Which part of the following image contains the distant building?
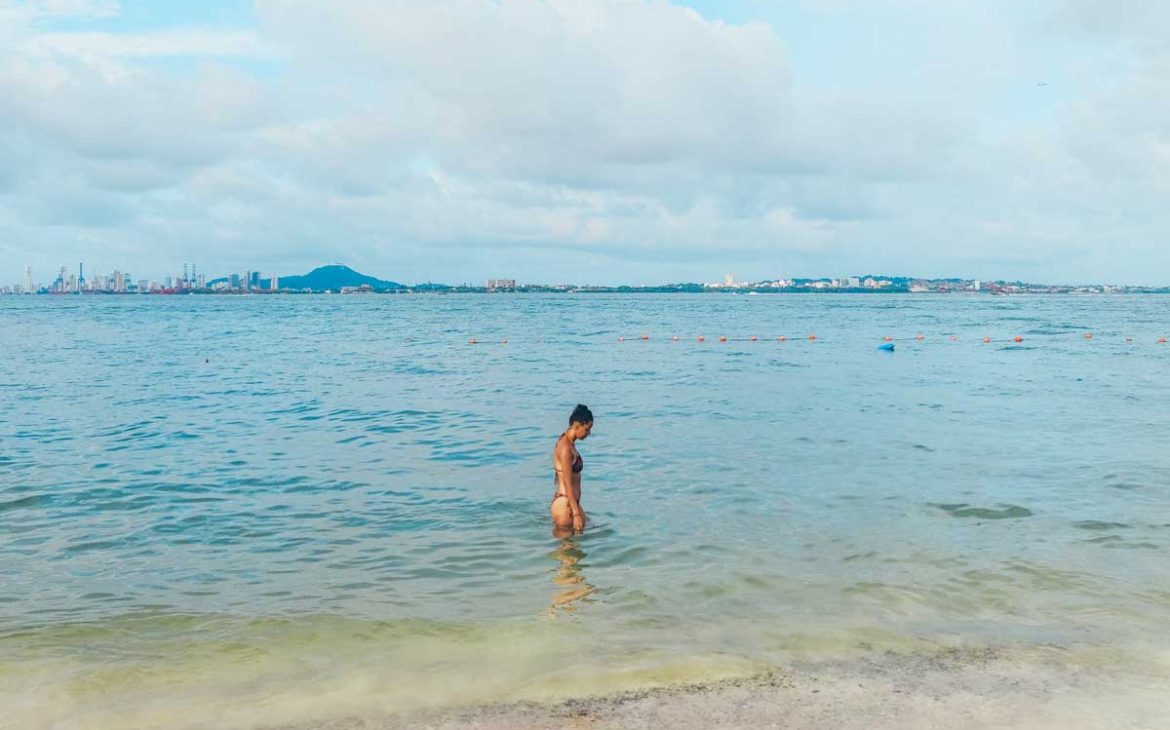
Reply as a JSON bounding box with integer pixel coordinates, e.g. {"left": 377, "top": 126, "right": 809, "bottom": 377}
{"left": 847, "top": 277, "right": 860, "bottom": 288}
{"left": 973, "top": 280, "right": 981, "bottom": 291}
{"left": 270, "top": 275, "right": 280, "bottom": 291}
{"left": 230, "top": 273, "right": 240, "bottom": 290}
{"left": 724, "top": 273, "right": 735, "bottom": 287}
{"left": 24, "top": 266, "right": 32, "bottom": 294}
{"left": 487, "top": 279, "right": 516, "bottom": 291}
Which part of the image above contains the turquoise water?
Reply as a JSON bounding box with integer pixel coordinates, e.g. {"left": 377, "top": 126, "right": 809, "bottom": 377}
{"left": 2, "top": 294, "right": 1169, "bottom": 728}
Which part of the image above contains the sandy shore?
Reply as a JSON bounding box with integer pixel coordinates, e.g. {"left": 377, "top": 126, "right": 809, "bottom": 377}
{"left": 276, "top": 647, "right": 1167, "bottom": 730}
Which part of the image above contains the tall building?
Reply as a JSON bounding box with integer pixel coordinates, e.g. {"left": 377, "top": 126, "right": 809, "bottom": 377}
{"left": 724, "top": 273, "right": 735, "bottom": 287}
{"left": 24, "top": 266, "right": 32, "bottom": 294}
{"left": 244, "top": 270, "right": 252, "bottom": 291}
{"left": 270, "top": 275, "right": 280, "bottom": 291}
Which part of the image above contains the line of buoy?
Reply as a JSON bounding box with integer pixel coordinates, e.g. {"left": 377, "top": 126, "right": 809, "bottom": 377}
{"left": 470, "top": 334, "right": 1169, "bottom": 345}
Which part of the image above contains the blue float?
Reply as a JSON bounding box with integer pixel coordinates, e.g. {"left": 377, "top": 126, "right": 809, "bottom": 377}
{"left": 877, "top": 342, "right": 895, "bottom": 352}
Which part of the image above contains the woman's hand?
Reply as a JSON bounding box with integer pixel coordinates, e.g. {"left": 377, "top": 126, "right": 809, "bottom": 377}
{"left": 572, "top": 511, "right": 585, "bottom": 532}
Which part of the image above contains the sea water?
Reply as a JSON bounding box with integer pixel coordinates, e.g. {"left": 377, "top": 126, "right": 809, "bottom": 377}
{"left": 1, "top": 294, "right": 1168, "bottom": 728}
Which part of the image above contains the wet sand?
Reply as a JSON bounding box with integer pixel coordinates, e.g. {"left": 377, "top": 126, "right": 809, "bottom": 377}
{"left": 283, "top": 648, "right": 1168, "bottom": 730}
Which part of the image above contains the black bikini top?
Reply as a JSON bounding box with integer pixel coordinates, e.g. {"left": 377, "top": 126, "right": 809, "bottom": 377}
{"left": 556, "top": 436, "right": 584, "bottom": 475}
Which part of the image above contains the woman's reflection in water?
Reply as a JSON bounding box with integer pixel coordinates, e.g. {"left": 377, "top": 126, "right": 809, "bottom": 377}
{"left": 547, "top": 528, "right": 596, "bottom": 617}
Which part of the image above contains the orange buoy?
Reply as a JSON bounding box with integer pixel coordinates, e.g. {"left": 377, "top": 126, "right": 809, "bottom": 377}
{"left": 468, "top": 338, "right": 477, "bottom": 344}
{"left": 618, "top": 336, "right": 625, "bottom": 342}
{"left": 719, "top": 336, "right": 728, "bottom": 343}
{"left": 778, "top": 336, "right": 786, "bottom": 342}
{"left": 1084, "top": 333, "right": 1093, "bottom": 339}
{"left": 697, "top": 336, "right": 706, "bottom": 343}
{"left": 949, "top": 335, "right": 958, "bottom": 342}
{"left": 983, "top": 337, "right": 991, "bottom": 343}
{"left": 750, "top": 336, "right": 758, "bottom": 342}
{"left": 808, "top": 334, "right": 817, "bottom": 341}
{"left": 1014, "top": 336, "right": 1023, "bottom": 343}
{"left": 672, "top": 335, "right": 679, "bottom": 341}
{"left": 916, "top": 334, "right": 925, "bottom": 340}
{"left": 883, "top": 336, "right": 893, "bottom": 342}
{"left": 1160, "top": 337, "right": 1168, "bottom": 344}
{"left": 501, "top": 339, "right": 508, "bottom": 344}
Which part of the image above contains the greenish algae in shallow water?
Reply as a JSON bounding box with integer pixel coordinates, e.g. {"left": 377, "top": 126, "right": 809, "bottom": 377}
{"left": 930, "top": 502, "right": 1034, "bottom": 519}
{"left": 0, "top": 612, "right": 769, "bottom": 729}
{"left": 288, "top": 647, "right": 1170, "bottom": 730}
{"left": 4, "top": 611, "right": 1170, "bottom": 730}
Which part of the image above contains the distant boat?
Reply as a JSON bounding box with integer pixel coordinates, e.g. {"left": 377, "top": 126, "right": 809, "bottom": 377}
{"left": 747, "top": 291, "right": 759, "bottom": 296}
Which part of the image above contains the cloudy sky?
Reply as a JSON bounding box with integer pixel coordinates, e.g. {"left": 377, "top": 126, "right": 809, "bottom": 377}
{"left": 2, "top": 0, "right": 1168, "bottom": 285}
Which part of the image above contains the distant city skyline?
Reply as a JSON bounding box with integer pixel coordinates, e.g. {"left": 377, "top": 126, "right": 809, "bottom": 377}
{"left": 4, "top": 261, "right": 1165, "bottom": 296}
{"left": 4, "top": 3, "right": 1170, "bottom": 284}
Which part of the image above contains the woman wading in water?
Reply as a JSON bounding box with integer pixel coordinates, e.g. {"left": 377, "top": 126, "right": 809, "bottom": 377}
{"left": 551, "top": 404, "right": 593, "bottom": 534}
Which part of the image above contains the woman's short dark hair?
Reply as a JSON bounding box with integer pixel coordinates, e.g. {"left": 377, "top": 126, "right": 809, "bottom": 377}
{"left": 570, "top": 404, "right": 593, "bottom": 425}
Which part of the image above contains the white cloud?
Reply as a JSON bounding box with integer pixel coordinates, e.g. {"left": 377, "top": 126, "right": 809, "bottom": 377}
{"left": 2, "top": 0, "right": 1170, "bottom": 284}
{"left": 27, "top": 29, "right": 271, "bottom": 60}
{"left": 10, "top": 0, "right": 121, "bottom": 20}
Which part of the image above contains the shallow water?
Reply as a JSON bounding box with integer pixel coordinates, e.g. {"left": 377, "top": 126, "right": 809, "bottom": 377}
{"left": 2, "top": 294, "right": 1169, "bottom": 728}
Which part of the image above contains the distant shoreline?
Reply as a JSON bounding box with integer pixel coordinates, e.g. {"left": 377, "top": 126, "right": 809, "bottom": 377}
{"left": 6, "top": 288, "right": 1170, "bottom": 296}
{"left": 15, "top": 263, "right": 1168, "bottom": 295}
